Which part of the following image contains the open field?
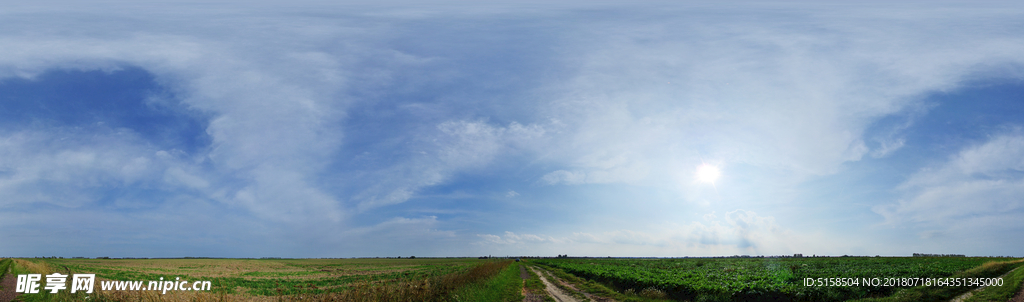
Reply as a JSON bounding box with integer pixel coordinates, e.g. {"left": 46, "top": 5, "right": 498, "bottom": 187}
{"left": 3, "top": 257, "right": 1023, "bottom": 302}
{"left": 530, "top": 257, "right": 1024, "bottom": 302}
{"left": 37, "top": 257, "right": 480, "bottom": 296}
{"left": 0, "top": 257, "right": 528, "bottom": 301}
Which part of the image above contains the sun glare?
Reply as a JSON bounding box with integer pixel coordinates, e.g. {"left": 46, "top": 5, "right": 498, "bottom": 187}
{"left": 696, "top": 164, "right": 721, "bottom": 184}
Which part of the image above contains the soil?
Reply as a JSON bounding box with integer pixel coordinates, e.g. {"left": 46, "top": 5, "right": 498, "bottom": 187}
{"left": 950, "top": 286, "right": 985, "bottom": 302}
{"left": 528, "top": 266, "right": 581, "bottom": 302}
{"left": 521, "top": 265, "right": 547, "bottom": 302}
{"left": 520, "top": 265, "right": 532, "bottom": 279}
{"left": 0, "top": 268, "right": 18, "bottom": 302}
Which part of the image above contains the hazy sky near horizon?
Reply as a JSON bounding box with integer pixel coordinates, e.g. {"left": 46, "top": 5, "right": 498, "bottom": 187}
{"left": 2, "top": 1, "right": 1024, "bottom": 258}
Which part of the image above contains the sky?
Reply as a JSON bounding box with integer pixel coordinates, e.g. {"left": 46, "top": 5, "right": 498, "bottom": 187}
{"left": 1, "top": 1, "right": 1023, "bottom": 258}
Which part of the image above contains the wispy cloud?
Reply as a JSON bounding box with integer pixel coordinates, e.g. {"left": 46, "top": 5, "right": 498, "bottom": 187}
{"left": 876, "top": 131, "right": 1024, "bottom": 227}
{"left": 2, "top": 1, "right": 1024, "bottom": 257}
{"left": 352, "top": 120, "right": 546, "bottom": 210}
{"left": 477, "top": 210, "right": 846, "bottom": 256}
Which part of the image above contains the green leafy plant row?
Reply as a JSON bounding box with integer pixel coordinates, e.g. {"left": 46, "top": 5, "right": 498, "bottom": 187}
{"left": 533, "top": 257, "right": 1022, "bottom": 302}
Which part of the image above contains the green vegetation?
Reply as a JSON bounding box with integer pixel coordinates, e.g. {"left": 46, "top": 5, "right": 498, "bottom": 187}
{"left": 849, "top": 259, "right": 1024, "bottom": 302}
{"left": 1, "top": 258, "right": 13, "bottom": 275}
{"left": 4, "top": 258, "right": 86, "bottom": 302}
{"left": 0, "top": 258, "right": 12, "bottom": 296}
{"left": 299, "top": 259, "right": 516, "bottom": 301}
{"left": 25, "top": 257, "right": 478, "bottom": 296}
{"left": 535, "top": 266, "right": 590, "bottom": 301}
{"left": 965, "top": 265, "right": 1024, "bottom": 302}
{"left": 530, "top": 261, "right": 672, "bottom": 302}
{"left": 521, "top": 263, "right": 552, "bottom": 301}
{"left": 448, "top": 262, "right": 524, "bottom": 302}
{"left": 7, "top": 256, "right": 1021, "bottom": 302}
{"left": 4, "top": 258, "right": 520, "bottom": 301}
{"left": 523, "top": 266, "right": 545, "bottom": 292}
{"left": 534, "top": 257, "right": 1024, "bottom": 302}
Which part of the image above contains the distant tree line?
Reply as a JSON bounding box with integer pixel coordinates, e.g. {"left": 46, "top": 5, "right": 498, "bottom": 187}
{"left": 913, "top": 253, "right": 965, "bottom": 257}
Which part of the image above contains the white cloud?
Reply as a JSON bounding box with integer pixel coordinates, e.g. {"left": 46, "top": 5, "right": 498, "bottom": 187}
{"left": 529, "top": 2, "right": 1024, "bottom": 192}
{"left": 163, "top": 167, "right": 209, "bottom": 190}
{"left": 477, "top": 210, "right": 841, "bottom": 256}
{"left": 476, "top": 231, "right": 568, "bottom": 245}
{"left": 354, "top": 120, "right": 546, "bottom": 210}
{"left": 540, "top": 170, "right": 586, "bottom": 185}
{"left": 870, "top": 137, "right": 906, "bottom": 158}
{"left": 320, "top": 216, "right": 462, "bottom": 256}
{"left": 228, "top": 166, "right": 342, "bottom": 222}
{"left": 0, "top": 129, "right": 167, "bottom": 208}
{"left": 953, "top": 134, "right": 1024, "bottom": 175}
{"left": 0, "top": 7, "right": 367, "bottom": 223}
{"left": 3, "top": 1, "right": 1024, "bottom": 256}
{"left": 346, "top": 216, "right": 454, "bottom": 237}
{"left": 875, "top": 132, "right": 1024, "bottom": 228}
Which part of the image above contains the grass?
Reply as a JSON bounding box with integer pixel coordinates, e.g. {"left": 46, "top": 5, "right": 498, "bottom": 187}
{"left": 448, "top": 262, "right": 524, "bottom": 302}
{"left": 0, "top": 258, "right": 12, "bottom": 297}
{"left": 537, "top": 256, "right": 1020, "bottom": 302}
{"left": 16, "top": 258, "right": 479, "bottom": 296}
{"left": 536, "top": 266, "right": 592, "bottom": 301}
{"left": 312, "top": 260, "right": 514, "bottom": 302}
{"left": 5, "top": 259, "right": 89, "bottom": 302}
{"left": 4, "top": 257, "right": 231, "bottom": 302}
{"left": 3, "top": 258, "right": 518, "bottom": 301}
{"left": 1, "top": 258, "right": 13, "bottom": 276}
{"left": 849, "top": 259, "right": 1024, "bottom": 302}
{"left": 521, "top": 263, "right": 554, "bottom": 301}
{"left": 1, "top": 257, "right": 12, "bottom": 274}
{"left": 964, "top": 265, "right": 1024, "bottom": 302}
{"left": 531, "top": 258, "right": 1022, "bottom": 302}
{"left": 528, "top": 262, "right": 671, "bottom": 300}
{"left": 11, "top": 257, "right": 1019, "bottom": 302}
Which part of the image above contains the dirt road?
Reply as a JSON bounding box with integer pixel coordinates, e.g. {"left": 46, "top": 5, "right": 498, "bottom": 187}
{"left": 0, "top": 265, "right": 17, "bottom": 302}
{"left": 528, "top": 266, "right": 582, "bottom": 302}
{"left": 521, "top": 265, "right": 548, "bottom": 302}
{"left": 1009, "top": 273, "right": 1024, "bottom": 302}
{"left": 949, "top": 266, "right": 1022, "bottom": 302}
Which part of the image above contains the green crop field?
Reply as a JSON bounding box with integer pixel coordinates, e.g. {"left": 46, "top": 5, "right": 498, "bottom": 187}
{"left": 531, "top": 257, "right": 1024, "bottom": 302}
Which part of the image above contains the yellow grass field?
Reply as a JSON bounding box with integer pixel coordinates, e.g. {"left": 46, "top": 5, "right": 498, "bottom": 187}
{"left": 2, "top": 257, "right": 513, "bottom": 301}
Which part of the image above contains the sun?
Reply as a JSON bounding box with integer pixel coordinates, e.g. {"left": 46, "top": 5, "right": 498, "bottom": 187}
{"left": 695, "top": 163, "right": 721, "bottom": 184}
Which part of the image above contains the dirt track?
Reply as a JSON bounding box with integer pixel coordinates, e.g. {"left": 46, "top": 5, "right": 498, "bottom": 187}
{"left": 0, "top": 264, "right": 18, "bottom": 302}
{"left": 1010, "top": 275, "right": 1024, "bottom": 302}
{"left": 528, "top": 266, "right": 581, "bottom": 302}
{"left": 521, "top": 265, "right": 547, "bottom": 302}
{"left": 949, "top": 266, "right": 1023, "bottom": 302}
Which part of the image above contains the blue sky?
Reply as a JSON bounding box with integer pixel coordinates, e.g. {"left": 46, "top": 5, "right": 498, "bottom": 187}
{"left": 2, "top": 1, "right": 1024, "bottom": 258}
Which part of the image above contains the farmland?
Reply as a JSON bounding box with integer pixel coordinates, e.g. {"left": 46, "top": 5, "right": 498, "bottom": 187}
{"left": 0, "top": 257, "right": 527, "bottom": 301}
{"left": 531, "top": 257, "right": 1024, "bottom": 302}
{"left": 38, "top": 257, "right": 479, "bottom": 296}
{"left": 1, "top": 256, "right": 1022, "bottom": 302}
